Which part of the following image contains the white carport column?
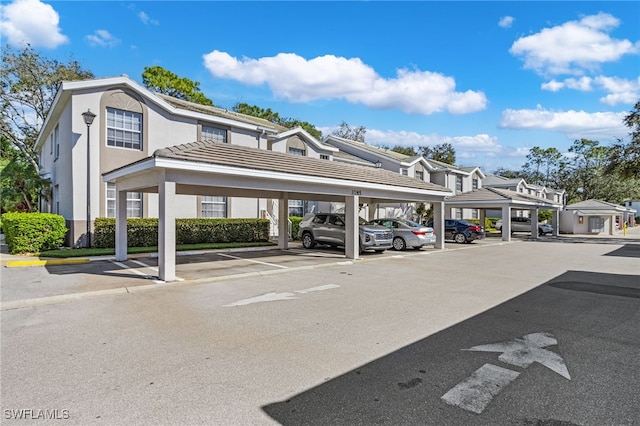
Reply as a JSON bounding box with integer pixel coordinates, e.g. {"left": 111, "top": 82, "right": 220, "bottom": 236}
{"left": 552, "top": 209, "right": 560, "bottom": 236}
{"left": 278, "top": 194, "right": 289, "bottom": 250}
{"left": 530, "top": 208, "right": 539, "bottom": 239}
{"left": 345, "top": 195, "right": 360, "bottom": 260}
{"left": 433, "top": 201, "right": 445, "bottom": 249}
{"left": 115, "top": 187, "right": 128, "bottom": 262}
{"left": 501, "top": 206, "right": 511, "bottom": 242}
{"left": 158, "top": 177, "right": 176, "bottom": 282}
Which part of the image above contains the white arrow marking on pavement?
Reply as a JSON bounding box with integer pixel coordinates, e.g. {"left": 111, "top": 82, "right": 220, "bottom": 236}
{"left": 223, "top": 292, "right": 298, "bottom": 307}
{"left": 464, "top": 332, "right": 571, "bottom": 379}
{"left": 296, "top": 284, "right": 340, "bottom": 294}
{"left": 441, "top": 363, "right": 520, "bottom": 414}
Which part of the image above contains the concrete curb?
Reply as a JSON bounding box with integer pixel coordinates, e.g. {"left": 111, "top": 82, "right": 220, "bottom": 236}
{"left": 5, "top": 258, "right": 90, "bottom": 268}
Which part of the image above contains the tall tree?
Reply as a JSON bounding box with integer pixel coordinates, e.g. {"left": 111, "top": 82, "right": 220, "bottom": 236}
{"left": 420, "top": 143, "right": 456, "bottom": 165}
{"left": 391, "top": 146, "right": 417, "bottom": 156}
{"left": 607, "top": 100, "right": 640, "bottom": 178}
{"left": 331, "top": 121, "right": 366, "bottom": 142}
{"left": 1, "top": 45, "right": 94, "bottom": 172}
{"left": 142, "top": 66, "right": 213, "bottom": 106}
{"left": 233, "top": 102, "right": 322, "bottom": 140}
{"left": 521, "top": 146, "right": 565, "bottom": 187}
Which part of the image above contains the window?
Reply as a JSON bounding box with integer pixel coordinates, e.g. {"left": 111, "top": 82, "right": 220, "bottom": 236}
{"left": 106, "top": 183, "right": 142, "bottom": 218}
{"left": 415, "top": 171, "right": 424, "bottom": 181}
{"left": 201, "top": 196, "right": 227, "bottom": 218}
{"left": 107, "top": 108, "right": 142, "bottom": 150}
{"left": 401, "top": 168, "right": 408, "bottom": 176}
{"left": 201, "top": 125, "right": 227, "bottom": 143}
{"left": 456, "top": 175, "right": 463, "bottom": 192}
{"left": 288, "top": 200, "right": 304, "bottom": 217}
{"left": 472, "top": 178, "right": 478, "bottom": 190}
{"left": 472, "top": 209, "right": 479, "bottom": 219}
{"left": 53, "top": 124, "right": 60, "bottom": 159}
{"left": 54, "top": 185, "right": 59, "bottom": 215}
{"left": 288, "top": 147, "right": 305, "bottom": 156}
{"left": 455, "top": 208, "right": 463, "bottom": 219}
{"left": 320, "top": 154, "right": 330, "bottom": 160}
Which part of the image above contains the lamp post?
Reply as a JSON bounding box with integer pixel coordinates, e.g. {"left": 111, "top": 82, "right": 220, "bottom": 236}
{"left": 82, "top": 109, "right": 96, "bottom": 248}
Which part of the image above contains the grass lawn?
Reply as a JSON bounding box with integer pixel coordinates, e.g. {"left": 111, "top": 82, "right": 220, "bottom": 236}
{"left": 39, "top": 241, "right": 277, "bottom": 258}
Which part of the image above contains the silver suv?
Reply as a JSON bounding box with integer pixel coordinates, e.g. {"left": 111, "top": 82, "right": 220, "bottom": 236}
{"left": 298, "top": 213, "right": 393, "bottom": 253}
{"left": 496, "top": 217, "right": 553, "bottom": 236}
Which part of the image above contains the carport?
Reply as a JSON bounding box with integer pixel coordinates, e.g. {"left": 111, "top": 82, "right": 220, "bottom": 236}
{"left": 103, "top": 141, "right": 453, "bottom": 281}
{"left": 444, "top": 187, "right": 562, "bottom": 241}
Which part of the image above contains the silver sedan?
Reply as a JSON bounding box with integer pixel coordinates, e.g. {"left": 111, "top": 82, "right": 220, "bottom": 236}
{"left": 368, "top": 218, "right": 437, "bottom": 251}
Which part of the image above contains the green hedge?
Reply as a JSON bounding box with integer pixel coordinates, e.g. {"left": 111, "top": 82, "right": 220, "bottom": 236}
{"left": 93, "top": 217, "right": 271, "bottom": 248}
{"left": 465, "top": 217, "right": 500, "bottom": 230}
{"left": 289, "top": 216, "right": 302, "bottom": 240}
{"left": 1, "top": 212, "right": 67, "bottom": 254}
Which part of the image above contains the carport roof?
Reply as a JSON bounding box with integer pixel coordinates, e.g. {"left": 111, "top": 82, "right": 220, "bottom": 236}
{"left": 444, "top": 187, "right": 562, "bottom": 209}
{"left": 119, "top": 141, "right": 451, "bottom": 193}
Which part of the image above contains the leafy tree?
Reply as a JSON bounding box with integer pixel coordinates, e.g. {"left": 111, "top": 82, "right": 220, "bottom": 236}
{"left": 492, "top": 167, "right": 525, "bottom": 179}
{"left": 331, "top": 121, "right": 366, "bottom": 142}
{"left": 233, "top": 102, "right": 322, "bottom": 140}
{"left": 142, "top": 66, "right": 213, "bottom": 106}
{"left": 1, "top": 136, "right": 48, "bottom": 212}
{"left": 1, "top": 45, "right": 94, "bottom": 172}
{"left": 420, "top": 143, "right": 456, "bottom": 165}
{"left": 521, "top": 146, "right": 565, "bottom": 187}
{"left": 607, "top": 100, "right": 640, "bottom": 178}
{"left": 391, "top": 146, "right": 417, "bottom": 156}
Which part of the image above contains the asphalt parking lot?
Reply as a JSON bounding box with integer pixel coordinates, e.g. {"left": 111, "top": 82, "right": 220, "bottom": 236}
{"left": 1, "top": 231, "right": 639, "bottom": 425}
{"left": 1, "top": 236, "right": 506, "bottom": 308}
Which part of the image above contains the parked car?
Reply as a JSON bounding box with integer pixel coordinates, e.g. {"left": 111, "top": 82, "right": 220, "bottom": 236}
{"left": 495, "top": 217, "right": 553, "bottom": 236}
{"left": 428, "top": 219, "right": 485, "bottom": 244}
{"left": 368, "top": 218, "right": 436, "bottom": 250}
{"left": 298, "top": 213, "right": 393, "bottom": 253}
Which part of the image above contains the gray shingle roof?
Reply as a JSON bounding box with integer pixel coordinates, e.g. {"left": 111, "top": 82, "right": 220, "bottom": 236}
{"left": 153, "top": 141, "right": 451, "bottom": 193}
{"left": 156, "top": 94, "right": 288, "bottom": 131}
{"left": 445, "top": 187, "right": 560, "bottom": 206}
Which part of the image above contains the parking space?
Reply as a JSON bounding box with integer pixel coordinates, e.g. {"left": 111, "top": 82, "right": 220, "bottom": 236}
{"left": 1, "top": 236, "right": 512, "bottom": 307}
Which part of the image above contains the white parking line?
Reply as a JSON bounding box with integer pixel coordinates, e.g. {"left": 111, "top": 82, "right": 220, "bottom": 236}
{"left": 112, "top": 260, "right": 180, "bottom": 284}
{"left": 217, "top": 253, "right": 288, "bottom": 269}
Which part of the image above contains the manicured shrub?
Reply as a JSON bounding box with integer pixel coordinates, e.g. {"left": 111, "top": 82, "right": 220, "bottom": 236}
{"left": 289, "top": 216, "right": 302, "bottom": 240}
{"left": 93, "top": 217, "right": 270, "bottom": 248}
{"left": 1, "top": 212, "right": 67, "bottom": 254}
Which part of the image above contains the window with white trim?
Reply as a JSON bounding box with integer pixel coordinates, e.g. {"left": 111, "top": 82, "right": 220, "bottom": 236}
{"left": 106, "top": 183, "right": 142, "bottom": 218}
{"left": 472, "top": 209, "right": 479, "bottom": 219}
{"left": 288, "top": 200, "right": 304, "bottom": 217}
{"left": 415, "top": 171, "right": 424, "bottom": 181}
{"left": 456, "top": 175, "right": 463, "bottom": 192}
{"left": 288, "top": 147, "right": 305, "bottom": 156}
{"left": 201, "top": 125, "right": 227, "bottom": 143}
{"left": 455, "top": 208, "right": 463, "bottom": 219}
{"left": 107, "top": 108, "right": 142, "bottom": 150}
{"left": 320, "top": 154, "right": 329, "bottom": 160}
{"left": 401, "top": 168, "right": 408, "bottom": 176}
{"left": 201, "top": 196, "right": 227, "bottom": 218}
{"left": 472, "top": 178, "right": 478, "bottom": 190}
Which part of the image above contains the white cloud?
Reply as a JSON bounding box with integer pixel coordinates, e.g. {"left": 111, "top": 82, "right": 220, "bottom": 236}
{"left": 86, "top": 29, "right": 120, "bottom": 47}
{"left": 499, "top": 16, "right": 514, "bottom": 29}
{"left": 510, "top": 12, "right": 639, "bottom": 76}
{"left": 364, "top": 129, "right": 502, "bottom": 155}
{"left": 499, "top": 106, "right": 628, "bottom": 139}
{"left": 541, "top": 76, "right": 640, "bottom": 105}
{"left": 202, "top": 50, "right": 487, "bottom": 115}
{"left": 0, "top": 0, "right": 67, "bottom": 48}
{"left": 138, "top": 11, "right": 159, "bottom": 25}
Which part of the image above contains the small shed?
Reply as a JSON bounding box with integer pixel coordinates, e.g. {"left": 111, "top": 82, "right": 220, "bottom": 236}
{"left": 560, "top": 199, "right": 635, "bottom": 235}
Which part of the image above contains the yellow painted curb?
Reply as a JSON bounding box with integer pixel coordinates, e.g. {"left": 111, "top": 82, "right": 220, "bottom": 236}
{"left": 5, "top": 258, "right": 90, "bottom": 267}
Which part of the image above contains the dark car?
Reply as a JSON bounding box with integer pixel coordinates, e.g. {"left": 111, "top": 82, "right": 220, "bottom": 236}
{"left": 428, "top": 219, "right": 485, "bottom": 244}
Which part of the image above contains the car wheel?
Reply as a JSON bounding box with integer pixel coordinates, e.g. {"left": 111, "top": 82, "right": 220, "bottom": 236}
{"left": 454, "top": 233, "right": 467, "bottom": 244}
{"left": 301, "top": 232, "right": 315, "bottom": 249}
{"left": 392, "top": 237, "right": 406, "bottom": 251}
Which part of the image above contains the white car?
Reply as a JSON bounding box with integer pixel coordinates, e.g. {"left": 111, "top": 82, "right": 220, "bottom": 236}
{"left": 368, "top": 218, "right": 436, "bottom": 250}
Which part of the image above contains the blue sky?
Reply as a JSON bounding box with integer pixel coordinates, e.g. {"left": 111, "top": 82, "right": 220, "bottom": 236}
{"left": 1, "top": 0, "right": 638, "bottom": 172}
